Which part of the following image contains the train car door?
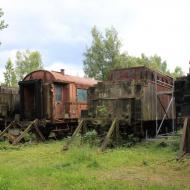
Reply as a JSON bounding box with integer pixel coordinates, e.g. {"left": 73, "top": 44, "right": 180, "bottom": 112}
{"left": 54, "top": 83, "right": 64, "bottom": 119}
{"left": 19, "top": 79, "right": 43, "bottom": 120}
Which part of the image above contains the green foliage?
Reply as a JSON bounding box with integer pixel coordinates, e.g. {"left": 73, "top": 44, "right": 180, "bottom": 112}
{"left": 96, "top": 105, "right": 108, "bottom": 117}
{"left": 0, "top": 8, "right": 8, "bottom": 46}
{"left": 115, "top": 53, "right": 171, "bottom": 74}
{"left": 84, "top": 26, "right": 184, "bottom": 80}
{"left": 83, "top": 26, "right": 122, "bottom": 80}
{"left": 3, "top": 50, "right": 43, "bottom": 85}
{"left": 82, "top": 130, "right": 100, "bottom": 146}
{"left": 0, "top": 8, "right": 8, "bottom": 31}
{"left": 171, "top": 66, "right": 184, "bottom": 78}
{"left": 3, "top": 59, "right": 17, "bottom": 87}
{"left": 15, "top": 50, "right": 43, "bottom": 81}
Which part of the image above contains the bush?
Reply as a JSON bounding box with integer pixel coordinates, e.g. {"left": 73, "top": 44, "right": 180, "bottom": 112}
{"left": 82, "top": 130, "right": 100, "bottom": 146}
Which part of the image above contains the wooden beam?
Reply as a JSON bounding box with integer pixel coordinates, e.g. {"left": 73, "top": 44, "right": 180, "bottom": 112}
{"left": 177, "top": 117, "right": 190, "bottom": 159}
{"left": 62, "top": 119, "right": 84, "bottom": 151}
{"left": 34, "top": 125, "right": 46, "bottom": 141}
{"left": 0, "top": 121, "right": 15, "bottom": 137}
{"left": 100, "top": 119, "right": 117, "bottom": 152}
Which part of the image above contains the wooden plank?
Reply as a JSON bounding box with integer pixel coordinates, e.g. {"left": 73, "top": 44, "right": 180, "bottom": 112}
{"left": 157, "top": 91, "right": 173, "bottom": 95}
{"left": 34, "top": 125, "right": 46, "bottom": 141}
{"left": 100, "top": 119, "right": 117, "bottom": 152}
{"left": 0, "top": 121, "right": 15, "bottom": 137}
{"left": 157, "top": 96, "right": 169, "bottom": 119}
{"left": 12, "top": 119, "right": 38, "bottom": 145}
{"left": 62, "top": 119, "right": 84, "bottom": 151}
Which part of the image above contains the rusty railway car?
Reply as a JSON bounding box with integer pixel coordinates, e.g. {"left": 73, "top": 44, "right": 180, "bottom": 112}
{"left": 0, "top": 86, "right": 19, "bottom": 130}
{"left": 85, "top": 66, "right": 174, "bottom": 138}
{"left": 17, "top": 69, "right": 97, "bottom": 138}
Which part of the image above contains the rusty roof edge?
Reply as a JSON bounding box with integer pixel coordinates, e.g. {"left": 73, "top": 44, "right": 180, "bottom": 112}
{"left": 23, "top": 70, "right": 56, "bottom": 81}
{"left": 110, "top": 66, "right": 173, "bottom": 79}
{"left": 23, "top": 69, "right": 97, "bottom": 86}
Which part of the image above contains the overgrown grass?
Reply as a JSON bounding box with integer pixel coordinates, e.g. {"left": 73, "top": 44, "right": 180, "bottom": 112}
{"left": 0, "top": 136, "right": 189, "bottom": 190}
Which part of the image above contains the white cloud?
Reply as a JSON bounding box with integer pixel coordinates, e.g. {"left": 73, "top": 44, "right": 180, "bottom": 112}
{"left": 45, "top": 62, "right": 84, "bottom": 77}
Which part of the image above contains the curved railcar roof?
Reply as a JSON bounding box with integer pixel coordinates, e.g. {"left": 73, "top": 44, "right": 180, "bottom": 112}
{"left": 23, "top": 70, "right": 97, "bottom": 86}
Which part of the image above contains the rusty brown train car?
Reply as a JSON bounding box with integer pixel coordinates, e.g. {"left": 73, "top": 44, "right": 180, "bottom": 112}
{"left": 18, "top": 69, "right": 97, "bottom": 137}
{"left": 86, "top": 66, "right": 174, "bottom": 137}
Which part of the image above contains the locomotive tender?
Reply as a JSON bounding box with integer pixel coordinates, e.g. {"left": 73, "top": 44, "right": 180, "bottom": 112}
{"left": 86, "top": 66, "right": 174, "bottom": 137}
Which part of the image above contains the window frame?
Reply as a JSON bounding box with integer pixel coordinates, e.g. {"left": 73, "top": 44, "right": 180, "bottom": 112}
{"left": 54, "top": 84, "right": 63, "bottom": 102}
{"left": 77, "top": 88, "right": 87, "bottom": 102}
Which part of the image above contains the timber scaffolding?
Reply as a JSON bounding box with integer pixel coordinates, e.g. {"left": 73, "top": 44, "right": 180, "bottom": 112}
{"left": 154, "top": 72, "right": 175, "bottom": 137}
{"left": 63, "top": 118, "right": 120, "bottom": 151}
{"left": 0, "top": 119, "right": 46, "bottom": 144}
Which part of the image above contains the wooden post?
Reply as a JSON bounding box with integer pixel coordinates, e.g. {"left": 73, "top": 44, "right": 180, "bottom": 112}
{"left": 100, "top": 119, "right": 117, "bottom": 152}
{"left": 177, "top": 117, "right": 190, "bottom": 159}
{"left": 62, "top": 119, "right": 84, "bottom": 151}
{"left": 34, "top": 125, "right": 46, "bottom": 141}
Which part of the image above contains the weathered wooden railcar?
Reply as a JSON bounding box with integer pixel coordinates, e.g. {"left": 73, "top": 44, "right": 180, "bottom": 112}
{"left": 0, "top": 86, "right": 19, "bottom": 130}
{"left": 86, "top": 66, "right": 174, "bottom": 137}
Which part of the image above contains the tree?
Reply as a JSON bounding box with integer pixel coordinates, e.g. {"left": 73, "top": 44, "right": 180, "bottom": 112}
{"left": 0, "top": 8, "right": 8, "bottom": 30}
{"left": 15, "top": 50, "right": 43, "bottom": 81}
{"left": 84, "top": 26, "right": 183, "bottom": 80}
{"left": 83, "top": 26, "right": 122, "bottom": 80}
{"left": 4, "top": 59, "right": 17, "bottom": 87}
{"left": 0, "top": 8, "right": 8, "bottom": 45}
{"left": 172, "top": 66, "right": 184, "bottom": 78}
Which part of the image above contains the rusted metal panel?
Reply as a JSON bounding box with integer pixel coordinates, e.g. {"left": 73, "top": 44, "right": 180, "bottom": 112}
{"left": 109, "top": 66, "right": 173, "bottom": 85}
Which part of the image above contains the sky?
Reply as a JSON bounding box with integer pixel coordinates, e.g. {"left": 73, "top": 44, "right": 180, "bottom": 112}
{"left": 0, "top": 0, "right": 190, "bottom": 82}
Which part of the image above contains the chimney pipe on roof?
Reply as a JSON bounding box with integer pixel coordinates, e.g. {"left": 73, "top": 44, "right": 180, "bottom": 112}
{"left": 60, "top": 69, "right": 65, "bottom": 75}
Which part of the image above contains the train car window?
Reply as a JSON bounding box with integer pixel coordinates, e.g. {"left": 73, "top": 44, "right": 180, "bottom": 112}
{"left": 55, "top": 84, "right": 62, "bottom": 102}
{"left": 77, "top": 89, "right": 87, "bottom": 102}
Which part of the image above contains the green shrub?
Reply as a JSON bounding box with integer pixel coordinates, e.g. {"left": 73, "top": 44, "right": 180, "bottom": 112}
{"left": 82, "top": 130, "right": 100, "bottom": 146}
